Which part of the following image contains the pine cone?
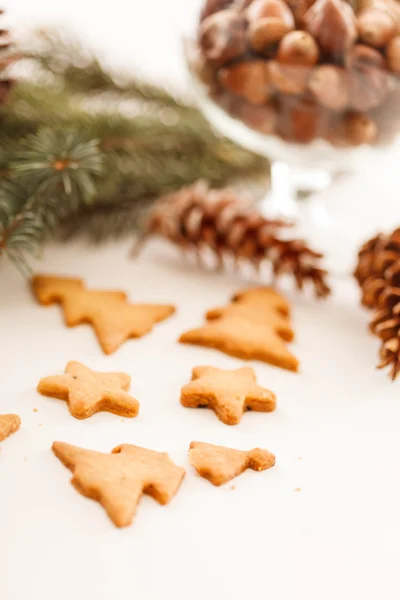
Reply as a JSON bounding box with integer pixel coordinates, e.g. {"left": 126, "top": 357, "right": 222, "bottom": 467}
{"left": 134, "top": 181, "right": 330, "bottom": 297}
{"left": 354, "top": 227, "right": 400, "bottom": 380}
{"left": 354, "top": 228, "right": 400, "bottom": 307}
{"left": 0, "top": 10, "right": 15, "bottom": 105}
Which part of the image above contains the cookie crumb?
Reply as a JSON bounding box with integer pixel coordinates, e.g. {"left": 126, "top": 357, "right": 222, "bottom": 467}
{"left": 33, "top": 408, "right": 38, "bottom": 413}
{"left": 294, "top": 487, "right": 301, "bottom": 492}
{"left": 231, "top": 485, "right": 236, "bottom": 491}
{"left": 297, "top": 457, "right": 302, "bottom": 460}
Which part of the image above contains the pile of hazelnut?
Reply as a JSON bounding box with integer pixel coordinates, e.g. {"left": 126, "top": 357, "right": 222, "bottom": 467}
{"left": 192, "top": 0, "right": 400, "bottom": 147}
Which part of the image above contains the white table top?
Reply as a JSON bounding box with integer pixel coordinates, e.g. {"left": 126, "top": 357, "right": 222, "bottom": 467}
{"left": 1, "top": 237, "right": 400, "bottom": 600}
{"left": 2, "top": 1, "right": 400, "bottom": 599}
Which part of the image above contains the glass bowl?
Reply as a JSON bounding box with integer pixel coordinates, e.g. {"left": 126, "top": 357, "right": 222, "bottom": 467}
{"left": 182, "top": 0, "right": 400, "bottom": 263}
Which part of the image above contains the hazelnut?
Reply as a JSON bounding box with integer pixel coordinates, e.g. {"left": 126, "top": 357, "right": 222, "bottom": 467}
{"left": 308, "top": 65, "right": 349, "bottom": 110}
{"left": 278, "top": 96, "right": 330, "bottom": 143}
{"left": 230, "top": 99, "right": 279, "bottom": 134}
{"left": 247, "top": 0, "right": 295, "bottom": 28}
{"left": 346, "top": 44, "right": 387, "bottom": 70}
{"left": 342, "top": 112, "right": 378, "bottom": 145}
{"left": 267, "top": 60, "right": 311, "bottom": 94}
{"left": 304, "top": 0, "right": 357, "bottom": 60}
{"left": 218, "top": 60, "right": 272, "bottom": 104}
{"left": 358, "top": 10, "right": 396, "bottom": 48}
{"left": 349, "top": 66, "right": 390, "bottom": 111}
{"left": 387, "top": 36, "right": 400, "bottom": 74}
{"left": 248, "top": 17, "right": 292, "bottom": 54}
{"left": 277, "top": 30, "right": 320, "bottom": 65}
{"left": 199, "top": 10, "right": 248, "bottom": 65}
{"left": 285, "top": 0, "right": 316, "bottom": 25}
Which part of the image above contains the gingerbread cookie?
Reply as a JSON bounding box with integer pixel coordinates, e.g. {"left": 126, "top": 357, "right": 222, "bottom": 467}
{"left": 62, "top": 290, "right": 175, "bottom": 354}
{"left": 0, "top": 414, "right": 21, "bottom": 443}
{"left": 206, "top": 303, "right": 294, "bottom": 341}
{"left": 233, "top": 287, "right": 290, "bottom": 316}
{"left": 38, "top": 361, "right": 139, "bottom": 419}
{"left": 180, "top": 316, "right": 299, "bottom": 371}
{"left": 189, "top": 441, "right": 275, "bottom": 486}
{"left": 31, "top": 275, "right": 86, "bottom": 305}
{"left": 32, "top": 274, "right": 176, "bottom": 354}
{"left": 52, "top": 442, "right": 186, "bottom": 527}
{"left": 181, "top": 366, "right": 276, "bottom": 425}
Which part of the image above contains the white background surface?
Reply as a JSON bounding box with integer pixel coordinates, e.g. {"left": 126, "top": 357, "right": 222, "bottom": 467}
{"left": 1, "top": 1, "right": 400, "bottom": 599}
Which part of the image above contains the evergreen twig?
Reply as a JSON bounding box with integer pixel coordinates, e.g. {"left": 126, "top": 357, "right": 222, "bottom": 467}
{"left": 0, "top": 30, "right": 269, "bottom": 274}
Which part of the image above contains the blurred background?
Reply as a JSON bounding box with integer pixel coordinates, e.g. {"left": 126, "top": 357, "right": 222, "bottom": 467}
{"left": 2, "top": 0, "right": 191, "bottom": 89}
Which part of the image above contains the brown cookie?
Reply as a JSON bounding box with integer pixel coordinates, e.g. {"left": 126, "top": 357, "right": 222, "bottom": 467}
{"left": 233, "top": 287, "right": 291, "bottom": 316}
{"left": 52, "top": 442, "right": 186, "bottom": 527}
{"left": 0, "top": 414, "right": 21, "bottom": 443}
{"left": 31, "top": 275, "right": 86, "bottom": 305}
{"left": 32, "top": 274, "right": 176, "bottom": 354}
{"left": 206, "top": 303, "right": 294, "bottom": 341}
{"left": 181, "top": 366, "right": 276, "bottom": 425}
{"left": 61, "top": 289, "right": 176, "bottom": 354}
{"left": 38, "top": 361, "right": 139, "bottom": 419}
{"left": 180, "top": 316, "right": 299, "bottom": 371}
{"left": 189, "top": 441, "right": 275, "bottom": 486}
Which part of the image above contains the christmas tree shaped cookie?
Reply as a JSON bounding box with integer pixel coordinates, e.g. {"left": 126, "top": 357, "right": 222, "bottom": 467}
{"left": 180, "top": 286, "right": 298, "bottom": 371}
{"left": 52, "top": 442, "right": 186, "bottom": 528}
{"left": 32, "top": 275, "right": 86, "bottom": 305}
{"left": 0, "top": 414, "right": 21, "bottom": 443}
{"left": 32, "top": 274, "right": 175, "bottom": 354}
{"left": 189, "top": 441, "right": 275, "bottom": 486}
{"left": 181, "top": 366, "right": 276, "bottom": 425}
{"left": 38, "top": 361, "right": 139, "bottom": 419}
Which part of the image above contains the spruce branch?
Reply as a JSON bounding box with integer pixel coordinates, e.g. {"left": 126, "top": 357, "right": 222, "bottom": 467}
{"left": 0, "top": 128, "right": 105, "bottom": 272}
{"left": 0, "top": 29, "right": 269, "bottom": 273}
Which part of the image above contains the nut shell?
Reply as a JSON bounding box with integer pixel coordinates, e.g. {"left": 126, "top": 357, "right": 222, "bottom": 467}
{"left": 247, "top": 0, "right": 295, "bottom": 27}
{"left": 268, "top": 60, "right": 311, "bottom": 94}
{"left": 277, "top": 30, "right": 320, "bottom": 65}
{"left": 218, "top": 60, "right": 272, "bottom": 104}
{"left": 309, "top": 65, "right": 349, "bottom": 110}
{"left": 304, "top": 0, "right": 357, "bottom": 60}
{"left": 346, "top": 44, "right": 387, "bottom": 70}
{"left": 342, "top": 112, "right": 378, "bottom": 145}
{"left": 349, "top": 66, "right": 390, "bottom": 111}
{"left": 248, "top": 17, "right": 292, "bottom": 53}
{"left": 229, "top": 99, "right": 279, "bottom": 134}
{"left": 278, "top": 96, "right": 330, "bottom": 143}
{"left": 199, "top": 10, "right": 248, "bottom": 65}
{"left": 387, "top": 36, "right": 400, "bottom": 74}
{"left": 358, "top": 10, "right": 396, "bottom": 48}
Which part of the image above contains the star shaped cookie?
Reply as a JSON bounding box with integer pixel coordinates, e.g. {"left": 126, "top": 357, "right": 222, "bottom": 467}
{"left": 180, "top": 316, "right": 299, "bottom": 372}
{"left": 181, "top": 366, "right": 276, "bottom": 425}
{"left": 0, "top": 414, "right": 21, "bottom": 443}
{"left": 189, "top": 441, "right": 276, "bottom": 486}
{"left": 52, "top": 441, "right": 186, "bottom": 527}
{"left": 37, "top": 361, "right": 139, "bottom": 419}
